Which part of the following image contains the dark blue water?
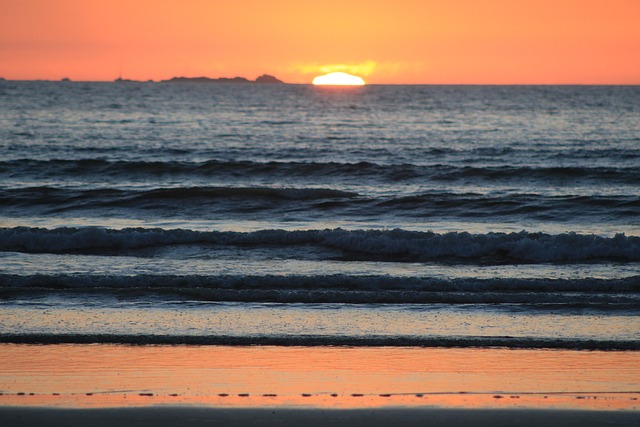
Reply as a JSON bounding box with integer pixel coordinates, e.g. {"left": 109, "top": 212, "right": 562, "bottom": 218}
{"left": 1, "top": 82, "right": 639, "bottom": 349}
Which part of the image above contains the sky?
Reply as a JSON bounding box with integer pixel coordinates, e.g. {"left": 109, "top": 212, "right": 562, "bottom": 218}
{"left": 1, "top": 0, "right": 639, "bottom": 84}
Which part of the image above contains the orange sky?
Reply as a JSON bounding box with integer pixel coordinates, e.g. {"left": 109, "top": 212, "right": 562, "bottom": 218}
{"left": 1, "top": 0, "right": 639, "bottom": 84}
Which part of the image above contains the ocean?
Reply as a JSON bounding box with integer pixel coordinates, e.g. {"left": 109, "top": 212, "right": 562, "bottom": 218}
{"left": 0, "top": 81, "right": 639, "bottom": 351}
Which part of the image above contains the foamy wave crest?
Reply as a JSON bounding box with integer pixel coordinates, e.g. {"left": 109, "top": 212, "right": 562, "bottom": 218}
{"left": 1, "top": 227, "right": 639, "bottom": 263}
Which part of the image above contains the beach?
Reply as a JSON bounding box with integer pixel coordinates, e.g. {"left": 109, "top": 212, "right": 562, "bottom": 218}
{"left": 2, "top": 0, "right": 640, "bottom": 423}
{"left": 1, "top": 344, "right": 638, "bottom": 425}
{"left": 1, "top": 82, "right": 638, "bottom": 425}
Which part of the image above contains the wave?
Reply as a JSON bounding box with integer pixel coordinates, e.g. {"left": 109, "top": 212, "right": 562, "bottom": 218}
{"left": 374, "top": 193, "right": 639, "bottom": 219}
{"left": 0, "top": 333, "right": 636, "bottom": 350}
{"left": 0, "top": 186, "right": 358, "bottom": 215}
{"left": 0, "top": 186, "right": 356, "bottom": 201}
{"left": 1, "top": 227, "right": 639, "bottom": 263}
{"left": 1, "top": 187, "right": 637, "bottom": 220}
{"left": 1, "top": 274, "right": 638, "bottom": 305}
{"left": 1, "top": 159, "right": 638, "bottom": 184}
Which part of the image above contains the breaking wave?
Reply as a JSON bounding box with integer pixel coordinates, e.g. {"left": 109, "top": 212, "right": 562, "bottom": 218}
{"left": 1, "top": 227, "right": 638, "bottom": 263}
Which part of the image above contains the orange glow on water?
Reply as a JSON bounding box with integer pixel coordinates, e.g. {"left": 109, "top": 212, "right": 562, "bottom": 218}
{"left": 1, "top": 0, "right": 639, "bottom": 83}
{"left": 0, "top": 344, "right": 638, "bottom": 410}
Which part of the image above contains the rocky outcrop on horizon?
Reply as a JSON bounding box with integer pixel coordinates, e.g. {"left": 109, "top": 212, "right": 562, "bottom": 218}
{"left": 254, "top": 74, "right": 283, "bottom": 83}
{"left": 162, "top": 74, "right": 284, "bottom": 84}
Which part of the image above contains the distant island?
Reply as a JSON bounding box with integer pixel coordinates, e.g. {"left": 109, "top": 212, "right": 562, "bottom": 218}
{"left": 160, "top": 74, "right": 284, "bottom": 84}
{"left": 0, "top": 75, "right": 286, "bottom": 84}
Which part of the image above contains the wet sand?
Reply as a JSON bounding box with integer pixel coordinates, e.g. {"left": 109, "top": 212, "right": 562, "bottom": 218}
{"left": 0, "top": 344, "right": 638, "bottom": 425}
{"left": 1, "top": 406, "right": 639, "bottom": 427}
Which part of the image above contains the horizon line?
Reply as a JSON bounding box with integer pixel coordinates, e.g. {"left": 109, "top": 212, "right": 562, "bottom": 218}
{"left": 2, "top": 78, "right": 639, "bottom": 86}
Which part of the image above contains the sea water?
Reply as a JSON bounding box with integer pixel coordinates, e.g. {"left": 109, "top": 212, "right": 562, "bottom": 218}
{"left": 0, "top": 82, "right": 639, "bottom": 350}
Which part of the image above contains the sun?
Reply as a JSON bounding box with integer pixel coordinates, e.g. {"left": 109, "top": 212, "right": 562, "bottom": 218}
{"left": 312, "top": 72, "right": 365, "bottom": 86}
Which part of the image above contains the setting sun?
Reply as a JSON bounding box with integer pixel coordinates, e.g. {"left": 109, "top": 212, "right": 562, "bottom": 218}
{"left": 312, "top": 72, "right": 365, "bottom": 86}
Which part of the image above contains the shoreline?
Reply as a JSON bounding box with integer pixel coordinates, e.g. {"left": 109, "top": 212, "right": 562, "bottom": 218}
{"left": 1, "top": 334, "right": 637, "bottom": 351}
{"left": 1, "top": 391, "right": 638, "bottom": 411}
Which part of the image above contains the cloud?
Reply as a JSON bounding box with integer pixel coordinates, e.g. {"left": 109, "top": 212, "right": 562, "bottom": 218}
{"left": 286, "top": 60, "right": 424, "bottom": 82}
{"left": 290, "top": 61, "right": 378, "bottom": 77}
